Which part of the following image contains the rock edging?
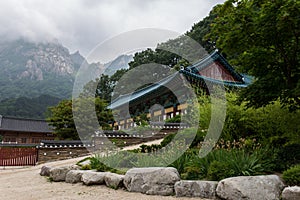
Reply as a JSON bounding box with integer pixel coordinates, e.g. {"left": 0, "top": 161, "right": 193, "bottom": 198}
{"left": 41, "top": 166, "right": 298, "bottom": 199}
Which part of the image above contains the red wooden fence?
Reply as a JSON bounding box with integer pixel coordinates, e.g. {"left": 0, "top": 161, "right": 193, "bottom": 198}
{"left": 0, "top": 147, "right": 38, "bottom": 166}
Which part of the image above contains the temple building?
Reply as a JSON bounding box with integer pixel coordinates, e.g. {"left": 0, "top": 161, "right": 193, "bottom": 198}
{"left": 0, "top": 115, "right": 55, "bottom": 144}
{"left": 108, "top": 50, "right": 251, "bottom": 130}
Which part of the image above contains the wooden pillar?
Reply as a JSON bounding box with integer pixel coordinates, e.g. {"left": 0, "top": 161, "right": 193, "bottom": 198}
{"left": 173, "top": 104, "right": 177, "bottom": 117}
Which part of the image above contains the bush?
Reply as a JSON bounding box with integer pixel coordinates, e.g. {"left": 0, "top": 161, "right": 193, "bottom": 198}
{"left": 161, "top": 134, "right": 175, "bottom": 147}
{"left": 207, "top": 161, "right": 234, "bottom": 181}
{"left": 184, "top": 149, "right": 229, "bottom": 180}
{"left": 165, "top": 115, "right": 181, "bottom": 123}
{"left": 282, "top": 165, "right": 300, "bottom": 186}
{"left": 274, "top": 143, "right": 300, "bottom": 171}
{"left": 81, "top": 164, "right": 92, "bottom": 170}
{"left": 160, "top": 127, "right": 206, "bottom": 149}
{"left": 89, "top": 154, "right": 125, "bottom": 174}
{"left": 183, "top": 148, "right": 271, "bottom": 180}
{"left": 168, "top": 149, "right": 197, "bottom": 175}
{"left": 90, "top": 155, "right": 111, "bottom": 172}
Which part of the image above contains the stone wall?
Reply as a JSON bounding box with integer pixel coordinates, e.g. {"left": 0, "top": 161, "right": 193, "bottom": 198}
{"left": 37, "top": 147, "right": 91, "bottom": 164}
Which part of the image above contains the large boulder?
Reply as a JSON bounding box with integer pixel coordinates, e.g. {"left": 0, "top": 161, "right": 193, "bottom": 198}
{"left": 49, "top": 166, "right": 71, "bottom": 182}
{"left": 123, "top": 167, "right": 180, "bottom": 196}
{"left": 104, "top": 172, "right": 125, "bottom": 189}
{"left": 175, "top": 180, "right": 218, "bottom": 198}
{"left": 81, "top": 171, "right": 107, "bottom": 185}
{"left": 40, "top": 166, "right": 51, "bottom": 176}
{"left": 216, "top": 175, "right": 285, "bottom": 200}
{"left": 65, "top": 170, "right": 85, "bottom": 184}
{"left": 282, "top": 186, "right": 300, "bottom": 200}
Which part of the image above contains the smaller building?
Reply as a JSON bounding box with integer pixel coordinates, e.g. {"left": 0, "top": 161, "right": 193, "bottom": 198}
{"left": 0, "top": 115, "right": 55, "bottom": 144}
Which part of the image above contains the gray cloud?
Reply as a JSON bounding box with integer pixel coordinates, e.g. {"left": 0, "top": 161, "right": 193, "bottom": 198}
{"left": 0, "top": 0, "right": 225, "bottom": 61}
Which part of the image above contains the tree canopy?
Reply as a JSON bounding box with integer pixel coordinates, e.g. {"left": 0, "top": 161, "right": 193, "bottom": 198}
{"left": 47, "top": 97, "right": 113, "bottom": 140}
{"left": 208, "top": 0, "right": 300, "bottom": 109}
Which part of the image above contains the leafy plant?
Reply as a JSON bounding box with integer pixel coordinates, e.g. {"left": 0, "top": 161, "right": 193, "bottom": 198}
{"left": 161, "top": 134, "right": 175, "bottom": 147}
{"left": 183, "top": 148, "right": 271, "bottom": 180}
{"left": 207, "top": 161, "right": 234, "bottom": 181}
{"left": 81, "top": 165, "right": 92, "bottom": 170}
{"left": 274, "top": 143, "right": 300, "bottom": 171}
{"left": 165, "top": 115, "right": 181, "bottom": 123}
{"left": 168, "top": 149, "right": 197, "bottom": 175}
{"left": 282, "top": 165, "right": 300, "bottom": 186}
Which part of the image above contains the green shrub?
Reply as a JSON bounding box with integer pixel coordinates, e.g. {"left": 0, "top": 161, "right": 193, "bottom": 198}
{"left": 274, "top": 143, "right": 300, "bottom": 171}
{"left": 165, "top": 115, "right": 181, "bottom": 123}
{"left": 90, "top": 155, "right": 111, "bottom": 172}
{"left": 190, "top": 129, "right": 207, "bottom": 148}
{"left": 183, "top": 148, "right": 271, "bottom": 180}
{"left": 207, "top": 161, "right": 234, "bottom": 181}
{"left": 81, "top": 164, "right": 92, "bottom": 170}
{"left": 90, "top": 154, "right": 126, "bottom": 174}
{"left": 184, "top": 149, "right": 227, "bottom": 180}
{"left": 227, "top": 150, "right": 266, "bottom": 176}
{"left": 161, "top": 134, "right": 175, "bottom": 147}
{"left": 168, "top": 149, "right": 197, "bottom": 175}
{"left": 282, "top": 165, "right": 300, "bottom": 186}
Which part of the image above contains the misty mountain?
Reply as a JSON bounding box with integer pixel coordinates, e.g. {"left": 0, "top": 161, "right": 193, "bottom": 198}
{"left": 103, "top": 54, "right": 133, "bottom": 76}
{"left": 0, "top": 39, "right": 133, "bottom": 118}
{"left": 0, "top": 39, "right": 133, "bottom": 100}
{"left": 0, "top": 39, "right": 85, "bottom": 100}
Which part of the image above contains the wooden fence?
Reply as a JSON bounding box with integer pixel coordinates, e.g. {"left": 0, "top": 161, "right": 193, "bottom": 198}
{"left": 0, "top": 147, "right": 38, "bottom": 166}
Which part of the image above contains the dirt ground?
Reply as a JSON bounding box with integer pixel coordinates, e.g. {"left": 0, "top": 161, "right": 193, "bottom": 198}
{"left": 0, "top": 140, "right": 209, "bottom": 200}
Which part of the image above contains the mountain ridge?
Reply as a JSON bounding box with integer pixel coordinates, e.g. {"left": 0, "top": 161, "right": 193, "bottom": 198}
{"left": 0, "top": 39, "right": 131, "bottom": 100}
{"left": 0, "top": 39, "right": 132, "bottom": 118}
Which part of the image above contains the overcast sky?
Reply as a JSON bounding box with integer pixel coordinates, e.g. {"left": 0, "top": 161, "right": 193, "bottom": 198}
{"left": 0, "top": 0, "right": 225, "bottom": 61}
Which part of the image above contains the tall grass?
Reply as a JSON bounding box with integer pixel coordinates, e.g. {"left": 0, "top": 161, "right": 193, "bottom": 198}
{"left": 183, "top": 148, "right": 273, "bottom": 181}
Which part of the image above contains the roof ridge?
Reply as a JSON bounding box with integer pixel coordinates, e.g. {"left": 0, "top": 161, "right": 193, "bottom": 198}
{"left": 110, "top": 73, "right": 178, "bottom": 104}
{"left": 1, "top": 115, "right": 47, "bottom": 122}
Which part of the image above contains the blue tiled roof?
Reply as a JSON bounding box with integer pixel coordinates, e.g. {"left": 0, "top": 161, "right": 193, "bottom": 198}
{"left": 108, "top": 73, "right": 178, "bottom": 109}
{"left": 187, "top": 50, "right": 244, "bottom": 83}
{"left": 108, "top": 51, "right": 252, "bottom": 110}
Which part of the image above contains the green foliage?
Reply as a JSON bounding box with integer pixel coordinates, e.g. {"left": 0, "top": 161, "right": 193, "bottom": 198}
{"left": 197, "top": 94, "right": 211, "bottom": 129}
{"left": 81, "top": 165, "right": 92, "bottom": 170}
{"left": 47, "top": 99, "right": 78, "bottom": 140}
{"left": 274, "top": 143, "right": 300, "bottom": 171}
{"left": 217, "top": 93, "right": 300, "bottom": 147}
{"left": 81, "top": 69, "right": 129, "bottom": 102}
{"left": 47, "top": 97, "right": 113, "bottom": 140}
{"left": 46, "top": 176, "right": 54, "bottom": 183}
{"left": 184, "top": 148, "right": 272, "bottom": 181}
{"left": 0, "top": 134, "right": 3, "bottom": 142}
{"left": 282, "top": 165, "right": 300, "bottom": 186}
{"left": 132, "top": 113, "right": 149, "bottom": 127}
{"left": 207, "top": 161, "right": 234, "bottom": 181}
{"left": 186, "top": 9, "right": 217, "bottom": 52}
{"left": 90, "top": 155, "right": 110, "bottom": 171}
{"left": 168, "top": 149, "right": 197, "bottom": 175}
{"left": 90, "top": 152, "right": 130, "bottom": 173}
{"left": 161, "top": 134, "right": 175, "bottom": 147}
{"left": 209, "top": 0, "right": 300, "bottom": 109}
{"left": 125, "top": 8, "right": 216, "bottom": 78}
{"left": 165, "top": 115, "right": 181, "bottom": 123}
{"left": 0, "top": 95, "right": 61, "bottom": 119}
